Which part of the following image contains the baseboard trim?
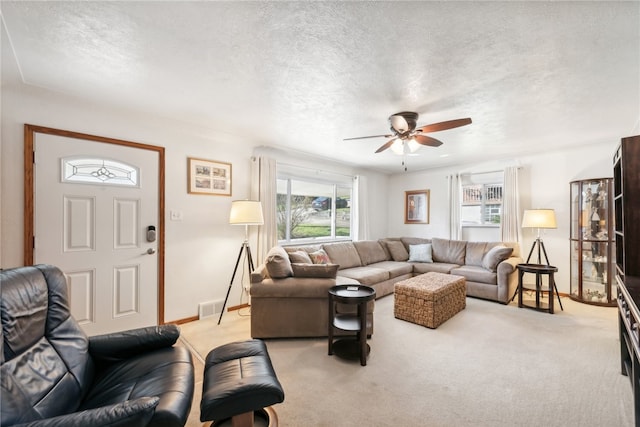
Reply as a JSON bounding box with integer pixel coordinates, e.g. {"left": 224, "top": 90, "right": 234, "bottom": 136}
{"left": 228, "top": 303, "right": 250, "bottom": 312}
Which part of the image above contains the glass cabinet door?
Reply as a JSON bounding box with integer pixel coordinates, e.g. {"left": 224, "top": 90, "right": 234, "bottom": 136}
{"left": 569, "top": 178, "right": 615, "bottom": 306}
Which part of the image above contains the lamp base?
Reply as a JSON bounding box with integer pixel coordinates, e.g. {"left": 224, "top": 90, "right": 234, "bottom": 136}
{"left": 218, "top": 241, "right": 254, "bottom": 325}
{"left": 526, "top": 237, "right": 550, "bottom": 265}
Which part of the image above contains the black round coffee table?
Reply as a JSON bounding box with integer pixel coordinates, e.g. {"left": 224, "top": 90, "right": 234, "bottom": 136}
{"left": 327, "top": 284, "right": 376, "bottom": 366}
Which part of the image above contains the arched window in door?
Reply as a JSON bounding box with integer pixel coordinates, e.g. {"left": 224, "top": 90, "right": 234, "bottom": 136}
{"left": 62, "top": 157, "right": 139, "bottom": 187}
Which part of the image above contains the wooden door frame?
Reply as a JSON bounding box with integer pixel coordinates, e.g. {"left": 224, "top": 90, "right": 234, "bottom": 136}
{"left": 24, "top": 124, "right": 166, "bottom": 325}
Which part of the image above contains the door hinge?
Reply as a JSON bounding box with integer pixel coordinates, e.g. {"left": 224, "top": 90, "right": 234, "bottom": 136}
{"left": 33, "top": 151, "right": 36, "bottom": 164}
{"left": 33, "top": 236, "right": 36, "bottom": 249}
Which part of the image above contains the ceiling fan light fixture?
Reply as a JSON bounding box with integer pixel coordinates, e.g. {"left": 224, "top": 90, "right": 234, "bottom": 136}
{"left": 390, "top": 139, "right": 405, "bottom": 155}
{"left": 407, "top": 138, "right": 420, "bottom": 152}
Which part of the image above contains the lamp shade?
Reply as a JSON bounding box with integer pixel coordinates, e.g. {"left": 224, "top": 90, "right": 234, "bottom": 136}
{"left": 229, "top": 200, "right": 264, "bottom": 225}
{"left": 522, "top": 209, "right": 557, "bottom": 229}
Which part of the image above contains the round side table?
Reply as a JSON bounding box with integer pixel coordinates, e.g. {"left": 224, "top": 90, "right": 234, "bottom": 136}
{"left": 327, "top": 285, "right": 375, "bottom": 366}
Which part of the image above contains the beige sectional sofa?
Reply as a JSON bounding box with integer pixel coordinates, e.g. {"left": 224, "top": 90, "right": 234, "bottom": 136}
{"left": 250, "top": 237, "right": 522, "bottom": 339}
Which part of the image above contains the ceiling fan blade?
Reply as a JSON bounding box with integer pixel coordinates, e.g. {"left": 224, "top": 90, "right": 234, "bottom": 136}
{"left": 375, "top": 138, "right": 396, "bottom": 153}
{"left": 414, "top": 134, "right": 444, "bottom": 147}
{"left": 343, "top": 134, "right": 393, "bottom": 141}
{"left": 416, "top": 118, "right": 472, "bottom": 133}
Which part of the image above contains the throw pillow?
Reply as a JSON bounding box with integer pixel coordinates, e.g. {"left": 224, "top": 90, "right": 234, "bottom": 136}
{"left": 291, "top": 263, "right": 339, "bottom": 278}
{"left": 385, "top": 240, "right": 409, "bottom": 261}
{"left": 289, "top": 250, "right": 312, "bottom": 264}
{"left": 482, "top": 245, "right": 514, "bottom": 272}
{"left": 309, "top": 249, "right": 331, "bottom": 264}
{"left": 408, "top": 244, "right": 433, "bottom": 263}
{"left": 265, "top": 246, "right": 293, "bottom": 278}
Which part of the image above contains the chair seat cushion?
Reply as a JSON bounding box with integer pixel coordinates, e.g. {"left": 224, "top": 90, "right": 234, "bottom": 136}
{"left": 80, "top": 346, "right": 194, "bottom": 427}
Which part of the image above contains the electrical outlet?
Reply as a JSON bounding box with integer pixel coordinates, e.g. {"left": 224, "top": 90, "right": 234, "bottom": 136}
{"left": 170, "top": 210, "right": 183, "bottom": 221}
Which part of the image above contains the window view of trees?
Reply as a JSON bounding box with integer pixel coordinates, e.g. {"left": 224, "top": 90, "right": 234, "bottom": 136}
{"left": 277, "top": 178, "right": 351, "bottom": 242}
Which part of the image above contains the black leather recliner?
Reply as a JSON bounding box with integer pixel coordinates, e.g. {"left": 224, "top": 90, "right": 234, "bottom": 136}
{"left": 1, "top": 264, "right": 195, "bottom": 427}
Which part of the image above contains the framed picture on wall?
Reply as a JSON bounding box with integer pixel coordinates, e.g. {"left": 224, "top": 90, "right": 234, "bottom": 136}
{"left": 405, "top": 189, "right": 430, "bottom": 224}
{"left": 187, "top": 157, "right": 232, "bottom": 196}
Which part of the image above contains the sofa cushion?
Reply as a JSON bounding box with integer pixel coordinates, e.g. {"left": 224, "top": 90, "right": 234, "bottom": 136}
{"left": 322, "top": 242, "right": 362, "bottom": 269}
{"left": 384, "top": 240, "right": 409, "bottom": 261}
{"left": 367, "top": 261, "right": 414, "bottom": 278}
{"left": 289, "top": 250, "right": 312, "bottom": 264}
{"left": 408, "top": 244, "right": 433, "bottom": 263}
{"left": 309, "top": 249, "right": 331, "bottom": 264}
{"left": 291, "top": 263, "right": 339, "bottom": 278}
{"left": 451, "top": 265, "right": 498, "bottom": 285}
{"left": 353, "top": 241, "right": 389, "bottom": 265}
{"left": 338, "top": 266, "right": 389, "bottom": 285}
{"left": 400, "top": 237, "right": 431, "bottom": 250}
{"left": 432, "top": 237, "right": 466, "bottom": 265}
{"left": 412, "top": 262, "right": 460, "bottom": 275}
{"left": 482, "top": 245, "right": 514, "bottom": 272}
{"left": 265, "top": 246, "right": 293, "bottom": 278}
{"left": 465, "top": 241, "right": 491, "bottom": 267}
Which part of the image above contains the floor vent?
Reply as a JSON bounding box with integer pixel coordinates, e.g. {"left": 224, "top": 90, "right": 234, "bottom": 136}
{"left": 198, "top": 300, "right": 223, "bottom": 319}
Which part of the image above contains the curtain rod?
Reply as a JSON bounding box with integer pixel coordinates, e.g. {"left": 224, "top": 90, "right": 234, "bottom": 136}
{"left": 277, "top": 161, "right": 355, "bottom": 180}
{"left": 460, "top": 167, "right": 522, "bottom": 176}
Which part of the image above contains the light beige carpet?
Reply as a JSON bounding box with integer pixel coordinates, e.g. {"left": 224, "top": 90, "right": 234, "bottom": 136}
{"left": 180, "top": 296, "right": 634, "bottom": 426}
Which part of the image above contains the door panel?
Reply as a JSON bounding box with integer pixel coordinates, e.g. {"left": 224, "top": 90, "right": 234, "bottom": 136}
{"left": 34, "top": 132, "right": 159, "bottom": 336}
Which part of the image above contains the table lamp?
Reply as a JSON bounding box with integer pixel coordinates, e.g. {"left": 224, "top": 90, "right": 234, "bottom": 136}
{"left": 522, "top": 208, "right": 557, "bottom": 265}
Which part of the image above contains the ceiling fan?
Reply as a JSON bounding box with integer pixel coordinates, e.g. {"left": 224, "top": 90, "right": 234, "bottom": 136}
{"left": 344, "top": 111, "right": 472, "bottom": 155}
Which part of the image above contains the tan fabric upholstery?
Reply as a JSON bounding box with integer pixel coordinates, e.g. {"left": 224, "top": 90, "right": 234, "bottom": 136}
{"left": 322, "top": 242, "right": 362, "bottom": 269}
{"left": 431, "top": 237, "right": 466, "bottom": 265}
{"left": 265, "top": 246, "right": 293, "bottom": 278}
{"left": 465, "top": 241, "right": 491, "bottom": 266}
{"left": 291, "top": 263, "right": 339, "bottom": 278}
{"left": 383, "top": 240, "right": 410, "bottom": 261}
{"left": 353, "top": 240, "right": 389, "bottom": 265}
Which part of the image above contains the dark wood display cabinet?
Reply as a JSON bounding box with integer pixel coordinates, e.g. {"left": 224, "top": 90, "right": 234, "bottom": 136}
{"left": 614, "top": 134, "right": 640, "bottom": 426}
{"left": 569, "top": 178, "right": 615, "bottom": 306}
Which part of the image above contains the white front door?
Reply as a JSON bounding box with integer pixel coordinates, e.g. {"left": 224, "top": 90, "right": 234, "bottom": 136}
{"left": 33, "top": 132, "right": 160, "bottom": 336}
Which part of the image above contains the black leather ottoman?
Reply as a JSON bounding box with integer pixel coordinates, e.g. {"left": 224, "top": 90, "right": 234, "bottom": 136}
{"left": 200, "top": 339, "right": 285, "bottom": 427}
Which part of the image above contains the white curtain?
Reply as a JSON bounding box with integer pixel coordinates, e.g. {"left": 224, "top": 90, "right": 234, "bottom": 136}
{"left": 448, "top": 174, "right": 461, "bottom": 239}
{"left": 353, "top": 175, "right": 370, "bottom": 240}
{"left": 500, "top": 166, "right": 522, "bottom": 245}
{"left": 250, "top": 156, "right": 277, "bottom": 265}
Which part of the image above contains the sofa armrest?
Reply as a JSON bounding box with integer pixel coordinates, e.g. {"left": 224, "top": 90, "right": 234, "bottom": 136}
{"left": 13, "top": 397, "right": 159, "bottom": 427}
{"left": 496, "top": 256, "right": 523, "bottom": 303}
{"left": 251, "top": 264, "right": 268, "bottom": 283}
{"left": 89, "top": 325, "right": 179, "bottom": 363}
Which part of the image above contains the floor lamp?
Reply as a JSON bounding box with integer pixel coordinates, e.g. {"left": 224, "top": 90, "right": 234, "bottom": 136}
{"left": 218, "top": 200, "right": 264, "bottom": 325}
{"left": 522, "top": 208, "right": 557, "bottom": 264}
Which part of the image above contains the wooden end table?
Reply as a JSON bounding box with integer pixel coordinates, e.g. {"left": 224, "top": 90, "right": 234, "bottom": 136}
{"left": 516, "top": 263, "right": 563, "bottom": 314}
{"left": 328, "top": 284, "right": 375, "bottom": 366}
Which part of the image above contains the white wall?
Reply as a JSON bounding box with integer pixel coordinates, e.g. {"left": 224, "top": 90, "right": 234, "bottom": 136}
{"left": 1, "top": 31, "right": 388, "bottom": 322}
{"left": 387, "top": 143, "right": 620, "bottom": 295}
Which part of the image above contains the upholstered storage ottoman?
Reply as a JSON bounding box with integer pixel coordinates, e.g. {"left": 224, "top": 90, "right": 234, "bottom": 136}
{"left": 394, "top": 272, "right": 466, "bottom": 329}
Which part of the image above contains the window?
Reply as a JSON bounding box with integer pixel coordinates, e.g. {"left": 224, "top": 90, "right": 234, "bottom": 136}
{"left": 277, "top": 174, "right": 352, "bottom": 244}
{"left": 461, "top": 173, "right": 503, "bottom": 226}
{"left": 62, "top": 157, "right": 139, "bottom": 187}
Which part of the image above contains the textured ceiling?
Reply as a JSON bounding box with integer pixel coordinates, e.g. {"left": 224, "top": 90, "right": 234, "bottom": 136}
{"left": 2, "top": 1, "right": 639, "bottom": 173}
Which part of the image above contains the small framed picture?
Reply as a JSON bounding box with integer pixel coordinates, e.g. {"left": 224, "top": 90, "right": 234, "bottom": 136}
{"left": 187, "top": 157, "right": 232, "bottom": 196}
{"left": 405, "top": 189, "right": 430, "bottom": 224}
